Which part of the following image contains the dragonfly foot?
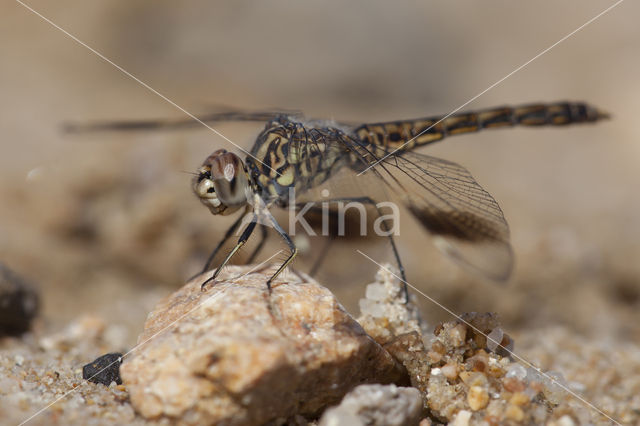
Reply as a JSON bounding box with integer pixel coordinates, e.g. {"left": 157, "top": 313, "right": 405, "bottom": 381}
{"left": 200, "top": 275, "right": 218, "bottom": 292}
{"left": 402, "top": 284, "right": 410, "bottom": 304}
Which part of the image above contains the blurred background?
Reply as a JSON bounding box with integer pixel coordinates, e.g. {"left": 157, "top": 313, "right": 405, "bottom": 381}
{"left": 1, "top": 0, "right": 638, "bottom": 347}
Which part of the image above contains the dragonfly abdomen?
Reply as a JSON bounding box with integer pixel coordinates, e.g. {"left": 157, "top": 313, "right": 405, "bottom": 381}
{"left": 353, "top": 101, "right": 608, "bottom": 152}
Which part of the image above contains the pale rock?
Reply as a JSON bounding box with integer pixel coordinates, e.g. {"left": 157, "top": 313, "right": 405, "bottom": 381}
{"left": 450, "top": 409, "right": 472, "bottom": 426}
{"left": 542, "top": 371, "right": 569, "bottom": 404}
{"left": 506, "top": 363, "right": 528, "bottom": 381}
{"left": 448, "top": 324, "right": 467, "bottom": 348}
{"left": 319, "top": 384, "right": 423, "bottom": 426}
{"left": 467, "top": 386, "right": 489, "bottom": 411}
{"left": 505, "top": 404, "right": 525, "bottom": 422}
{"left": 357, "top": 265, "right": 427, "bottom": 346}
{"left": 356, "top": 265, "right": 431, "bottom": 410}
{"left": 459, "top": 372, "right": 488, "bottom": 388}
{"left": 364, "top": 282, "right": 387, "bottom": 301}
{"left": 526, "top": 366, "right": 542, "bottom": 384}
{"left": 554, "top": 414, "right": 577, "bottom": 426}
{"left": 440, "top": 363, "right": 458, "bottom": 380}
{"left": 121, "top": 265, "right": 406, "bottom": 425}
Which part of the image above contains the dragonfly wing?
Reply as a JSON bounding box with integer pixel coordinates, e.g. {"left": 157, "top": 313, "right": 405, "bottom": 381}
{"left": 63, "top": 110, "right": 302, "bottom": 133}
{"left": 373, "top": 150, "right": 513, "bottom": 282}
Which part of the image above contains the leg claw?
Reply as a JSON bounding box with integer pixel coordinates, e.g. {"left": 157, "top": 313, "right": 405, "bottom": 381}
{"left": 201, "top": 277, "right": 216, "bottom": 292}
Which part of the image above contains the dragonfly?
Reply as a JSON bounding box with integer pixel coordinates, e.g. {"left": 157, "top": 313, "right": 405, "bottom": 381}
{"left": 69, "top": 102, "right": 608, "bottom": 299}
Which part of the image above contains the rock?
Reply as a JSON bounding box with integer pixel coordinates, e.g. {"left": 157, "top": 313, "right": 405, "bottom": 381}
{"left": 449, "top": 410, "right": 472, "bottom": 426}
{"left": 121, "top": 265, "right": 407, "bottom": 425}
{"left": 356, "top": 265, "right": 432, "bottom": 411}
{"left": 552, "top": 414, "right": 577, "bottom": 426}
{"left": 319, "top": 384, "right": 423, "bottom": 426}
{"left": 467, "top": 386, "right": 489, "bottom": 411}
{"left": 83, "top": 352, "right": 123, "bottom": 385}
{"left": 357, "top": 265, "right": 428, "bottom": 346}
{"left": 0, "top": 262, "right": 39, "bottom": 335}
{"left": 504, "top": 404, "right": 525, "bottom": 422}
{"left": 381, "top": 332, "right": 431, "bottom": 403}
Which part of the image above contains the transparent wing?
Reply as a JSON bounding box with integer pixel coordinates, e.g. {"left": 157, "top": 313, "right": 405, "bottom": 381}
{"left": 339, "top": 136, "right": 513, "bottom": 281}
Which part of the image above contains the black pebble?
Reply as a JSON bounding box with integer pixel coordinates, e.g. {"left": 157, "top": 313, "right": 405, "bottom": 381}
{"left": 0, "top": 263, "right": 40, "bottom": 336}
{"left": 83, "top": 353, "right": 123, "bottom": 385}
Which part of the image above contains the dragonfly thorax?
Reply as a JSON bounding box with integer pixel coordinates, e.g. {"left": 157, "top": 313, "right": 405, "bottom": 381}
{"left": 193, "top": 149, "right": 253, "bottom": 216}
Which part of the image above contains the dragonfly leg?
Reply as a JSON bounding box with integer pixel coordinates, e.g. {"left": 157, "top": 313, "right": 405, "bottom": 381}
{"left": 359, "top": 197, "right": 408, "bottom": 303}
{"left": 322, "top": 196, "right": 408, "bottom": 303}
{"left": 246, "top": 224, "right": 269, "bottom": 264}
{"left": 201, "top": 214, "right": 258, "bottom": 291}
{"left": 199, "top": 210, "right": 248, "bottom": 275}
{"left": 262, "top": 212, "right": 298, "bottom": 292}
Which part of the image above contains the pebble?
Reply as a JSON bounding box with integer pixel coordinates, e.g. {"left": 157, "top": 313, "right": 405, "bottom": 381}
{"left": 506, "top": 363, "right": 528, "bottom": 381}
{"left": 542, "top": 371, "right": 569, "bottom": 404}
{"left": 14, "top": 354, "right": 24, "bottom": 366}
{"left": 359, "top": 298, "right": 385, "bottom": 318}
{"left": 554, "top": 414, "right": 577, "bottom": 426}
{"left": 505, "top": 404, "right": 525, "bottom": 422}
{"left": 427, "top": 350, "right": 443, "bottom": 363}
{"left": 486, "top": 357, "right": 505, "bottom": 378}
{"left": 459, "top": 371, "right": 488, "bottom": 387}
{"left": 440, "top": 363, "right": 458, "bottom": 380}
{"left": 509, "top": 392, "right": 530, "bottom": 406}
{"left": 83, "top": 352, "right": 123, "bottom": 386}
{"left": 467, "top": 386, "right": 489, "bottom": 411}
{"left": 448, "top": 324, "right": 467, "bottom": 347}
{"left": 486, "top": 327, "right": 504, "bottom": 352}
{"left": 0, "top": 263, "right": 39, "bottom": 336}
{"left": 319, "top": 384, "right": 423, "bottom": 426}
{"left": 357, "top": 265, "right": 427, "bottom": 345}
{"left": 524, "top": 384, "right": 542, "bottom": 400}
{"left": 450, "top": 409, "right": 472, "bottom": 426}
{"left": 466, "top": 350, "right": 489, "bottom": 372}
{"left": 526, "top": 366, "right": 542, "bottom": 384}
{"left": 364, "top": 282, "right": 387, "bottom": 301}
{"left": 503, "top": 377, "right": 526, "bottom": 392}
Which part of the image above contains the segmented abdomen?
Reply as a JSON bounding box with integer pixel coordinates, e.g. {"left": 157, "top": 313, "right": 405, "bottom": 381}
{"left": 353, "top": 102, "right": 608, "bottom": 152}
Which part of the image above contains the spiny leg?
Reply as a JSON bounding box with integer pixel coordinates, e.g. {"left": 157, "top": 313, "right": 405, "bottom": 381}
{"left": 200, "top": 209, "right": 249, "bottom": 276}
{"left": 246, "top": 224, "right": 269, "bottom": 264}
{"left": 325, "top": 196, "right": 409, "bottom": 303}
{"left": 201, "top": 214, "right": 258, "bottom": 291}
{"left": 263, "top": 211, "right": 298, "bottom": 292}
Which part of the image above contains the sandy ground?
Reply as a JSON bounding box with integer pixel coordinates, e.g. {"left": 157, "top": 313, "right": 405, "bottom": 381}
{"left": 1, "top": 1, "right": 639, "bottom": 424}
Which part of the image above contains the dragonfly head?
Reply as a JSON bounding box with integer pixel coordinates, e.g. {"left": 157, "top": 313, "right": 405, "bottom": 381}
{"left": 193, "top": 149, "right": 251, "bottom": 215}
